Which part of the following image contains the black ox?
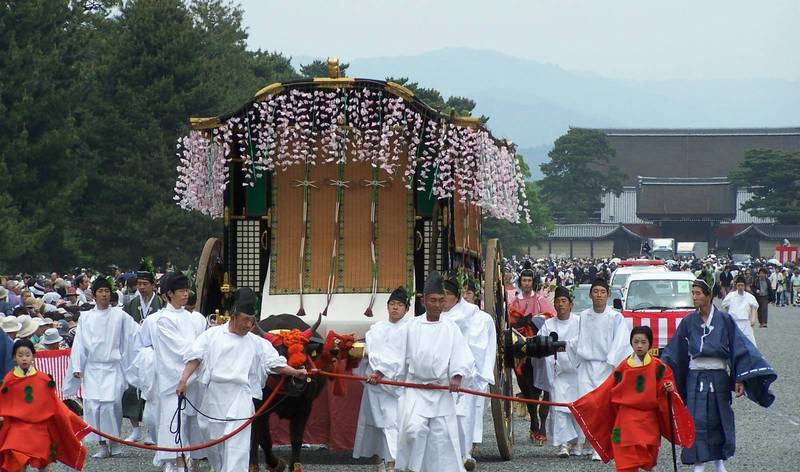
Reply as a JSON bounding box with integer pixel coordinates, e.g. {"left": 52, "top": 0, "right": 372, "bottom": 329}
{"left": 249, "top": 314, "right": 326, "bottom": 472}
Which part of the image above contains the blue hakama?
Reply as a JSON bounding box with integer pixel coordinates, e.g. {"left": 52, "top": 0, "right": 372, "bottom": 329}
{"left": 661, "top": 306, "right": 776, "bottom": 465}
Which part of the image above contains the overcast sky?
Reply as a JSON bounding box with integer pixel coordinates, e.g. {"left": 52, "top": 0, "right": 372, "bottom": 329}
{"left": 239, "top": 0, "right": 799, "bottom": 81}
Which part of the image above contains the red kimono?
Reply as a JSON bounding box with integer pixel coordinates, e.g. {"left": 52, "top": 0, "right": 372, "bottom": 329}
{"left": 0, "top": 367, "right": 90, "bottom": 471}
{"left": 571, "top": 354, "right": 695, "bottom": 471}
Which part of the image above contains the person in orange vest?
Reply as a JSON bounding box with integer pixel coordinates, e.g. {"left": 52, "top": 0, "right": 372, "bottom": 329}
{"left": 571, "top": 326, "right": 696, "bottom": 471}
{"left": 0, "top": 338, "right": 90, "bottom": 471}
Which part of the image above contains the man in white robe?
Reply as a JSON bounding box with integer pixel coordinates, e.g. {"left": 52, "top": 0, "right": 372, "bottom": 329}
{"left": 126, "top": 308, "right": 160, "bottom": 445}
{"left": 566, "top": 278, "right": 631, "bottom": 461}
{"left": 395, "top": 272, "right": 475, "bottom": 472}
{"left": 441, "top": 278, "right": 495, "bottom": 471}
{"left": 721, "top": 275, "right": 759, "bottom": 346}
{"left": 353, "top": 286, "right": 411, "bottom": 472}
{"left": 176, "top": 288, "right": 307, "bottom": 472}
{"left": 140, "top": 272, "right": 203, "bottom": 472}
{"left": 534, "top": 286, "right": 584, "bottom": 457}
{"left": 66, "top": 276, "right": 138, "bottom": 458}
{"left": 122, "top": 269, "right": 161, "bottom": 444}
{"left": 183, "top": 291, "right": 210, "bottom": 464}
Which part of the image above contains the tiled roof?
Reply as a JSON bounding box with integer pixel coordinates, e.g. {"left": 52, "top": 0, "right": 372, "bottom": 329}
{"left": 584, "top": 127, "right": 800, "bottom": 136}
{"left": 733, "top": 224, "right": 800, "bottom": 240}
{"left": 547, "top": 224, "right": 640, "bottom": 240}
{"left": 573, "top": 127, "right": 800, "bottom": 186}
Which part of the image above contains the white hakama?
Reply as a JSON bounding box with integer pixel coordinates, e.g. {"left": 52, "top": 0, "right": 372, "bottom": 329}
{"left": 65, "top": 306, "right": 138, "bottom": 443}
{"left": 722, "top": 291, "right": 759, "bottom": 347}
{"left": 534, "top": 315, "right": 583, "bottom": 446}
{"left": 568, "top": 306, "right": 631, "bottom": 396}
{"left": 395, "top": 316, "right": 474, "bottom": 472}
{"left": 184, "top": 323, "right": 287, "bottom": 472}
{"left": 443, "top": 299, "right": 496, "bottom": 455}
{"left": 353, "top": 317, "right": 409, "bottom": 462}
{"left": 150, "top": 305, "right": 204, "bottom": 467}
{"left": 127, "top": 310, "right": 162, "bottom": 440}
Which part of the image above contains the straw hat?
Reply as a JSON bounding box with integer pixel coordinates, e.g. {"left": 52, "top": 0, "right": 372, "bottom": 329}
{"left": 1, "top": 316, "right": 22, "bottom": 334}
{"left": 17, "top": 316, "right": 38, "bottom": 338}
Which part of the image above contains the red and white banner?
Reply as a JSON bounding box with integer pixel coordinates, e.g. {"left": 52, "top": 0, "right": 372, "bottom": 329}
{"left": 623, "top": 310, "right": 691, "bottom": 349}
{"left": 774, "top": 245, "right": 799, "bottom": 264}
{"left": 35, "top": 349, "right": 81, "bottom": 400}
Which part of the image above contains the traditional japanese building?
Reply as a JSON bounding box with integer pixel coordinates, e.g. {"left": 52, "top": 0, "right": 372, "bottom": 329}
{"left": 532, "top": 127, "right": 800, "bottom": 258}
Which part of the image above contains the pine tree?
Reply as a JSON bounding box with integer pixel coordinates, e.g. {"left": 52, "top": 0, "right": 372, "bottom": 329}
{"left": 0, "top": 0, "right": 94, "bottom": 271}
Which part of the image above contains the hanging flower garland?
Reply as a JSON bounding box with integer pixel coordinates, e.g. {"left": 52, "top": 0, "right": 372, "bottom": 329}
{"left": 174, "top": 129, "right": 228, "bottom": 218}
{"left": 175, "top": 84, "right": 530, "bottom": 223}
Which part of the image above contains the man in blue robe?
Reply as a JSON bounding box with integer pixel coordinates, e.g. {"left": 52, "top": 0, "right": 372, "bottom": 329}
{"left": 661, "top": 279, "right": 776, "bottom": 472}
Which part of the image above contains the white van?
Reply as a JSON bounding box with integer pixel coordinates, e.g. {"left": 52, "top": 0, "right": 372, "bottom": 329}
{"left": 610, "top": 260, "right": 669, "bottom": 294}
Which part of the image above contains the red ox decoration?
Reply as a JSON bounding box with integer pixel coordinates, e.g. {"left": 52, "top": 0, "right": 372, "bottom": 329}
{"left": 263, "top": 328, "right": 312, "bottom": 368}
{"left": 319, "top": 331, "right": 360, "bottom": 396}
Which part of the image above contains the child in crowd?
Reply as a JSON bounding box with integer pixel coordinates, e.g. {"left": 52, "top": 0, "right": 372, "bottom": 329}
{"left": 0, "top": 339, "right": 90, "bottom": 471}
{"left": 571, "top": 326, "right": 696, "bottom": 471}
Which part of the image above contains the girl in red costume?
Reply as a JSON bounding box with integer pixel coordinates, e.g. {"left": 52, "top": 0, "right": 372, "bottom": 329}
{"left": 0, "top": 339, "right": 89, "bottom": 472}
{"left": 571, "top": 326, "right": 696, "bottom": 471}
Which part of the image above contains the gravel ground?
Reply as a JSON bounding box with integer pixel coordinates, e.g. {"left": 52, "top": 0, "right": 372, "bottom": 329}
{"left": 53, "top": 304, "right": 800, "bottom": 471}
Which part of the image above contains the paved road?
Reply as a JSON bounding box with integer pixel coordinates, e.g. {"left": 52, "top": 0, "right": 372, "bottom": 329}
{"left": 55, "top": 304, "right": 799, "bottom": 471}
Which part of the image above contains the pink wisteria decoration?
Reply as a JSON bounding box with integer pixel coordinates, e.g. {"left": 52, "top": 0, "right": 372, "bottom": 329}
{"left": 175, "top": 85, "right": 531, "bottom": 223}
{"left": 174, "top": 128, "right": 228, "bottom": 218}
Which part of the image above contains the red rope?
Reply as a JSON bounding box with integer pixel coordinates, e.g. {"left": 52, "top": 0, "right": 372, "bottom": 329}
{"left": 84, "top": 367, "right": 575, "bottom": 453}
{"left": 84, "top": 376, "right": 286, "bottom": 452}
{"left": 311, "top": 370, "right": 573, "bottom": 408}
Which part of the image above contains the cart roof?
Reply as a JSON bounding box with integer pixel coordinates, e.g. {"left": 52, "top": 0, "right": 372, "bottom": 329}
{"left": 175, "top": 64, "right": 531, "bottom": 223}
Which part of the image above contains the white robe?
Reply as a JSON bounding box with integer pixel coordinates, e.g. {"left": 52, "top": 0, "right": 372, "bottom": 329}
{"left": 534, "top": 314, "right": 583, "bottom": 446}
{"left": 353, "top": 317, "right": 409, "bottom": 462}
{"left": 184, "top": 323, "right": 287, "bottom": 472}
{"left": 722, "top": 290, "right": 758, "bottom": 346}
{"left": 396, "top": 315, "right": 474, "bottom": 472}
{"left": 568, "top": 306, "right": 631, "bottom": 396}
{"left": 184, "top": 310, "right": 210, "bottom": 456}
{"left": 65, "top": 305, "right": 138, "bottom": 442}
{"left": 148, "top": 305, "right": 204, "bottom": 466}
{"left": 128, "top": 309, "right": 162, "bottom": 431}
{"left": 443, "top": 299, "right": 496, "bottom": 453}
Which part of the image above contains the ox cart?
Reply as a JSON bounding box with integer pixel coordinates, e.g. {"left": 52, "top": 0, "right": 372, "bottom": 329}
{"left": 174, "top": 59, "right": 532, "bottom": 461}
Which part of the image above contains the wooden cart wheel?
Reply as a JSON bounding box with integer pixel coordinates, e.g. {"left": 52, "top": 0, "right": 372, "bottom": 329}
{"left": 196, "top": 237, "right": 224, "bottom": 316}
{"left": 484, "top": 238, "right": 513, "bottom": 460}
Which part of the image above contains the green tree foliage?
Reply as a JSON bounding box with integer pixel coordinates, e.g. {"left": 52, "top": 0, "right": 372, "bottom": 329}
{"left": 0, "top": 0, "right": 95, "bottom": 272}
{"left": 0, "top": 0, "right": 300, "bottom": 272}
{"left": 250, "top": 50, "right": 301, "bottom": 86}
{"left": 79, "top": 0, "right": 225, "bottom": 271}
{"left": 299, "top": 59, "right": 349, "bottom": 78}
{"left": 539, "top": 128, "right": 626, "bottom": 223}
{"left": 730, "top": 149, "right": 800, "bottom": 224}
{"left": 0, "top": 0, "right": 541, "bottom": 272}
{"left": 385, "top": 77, "right": 488, "bottom": 123}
